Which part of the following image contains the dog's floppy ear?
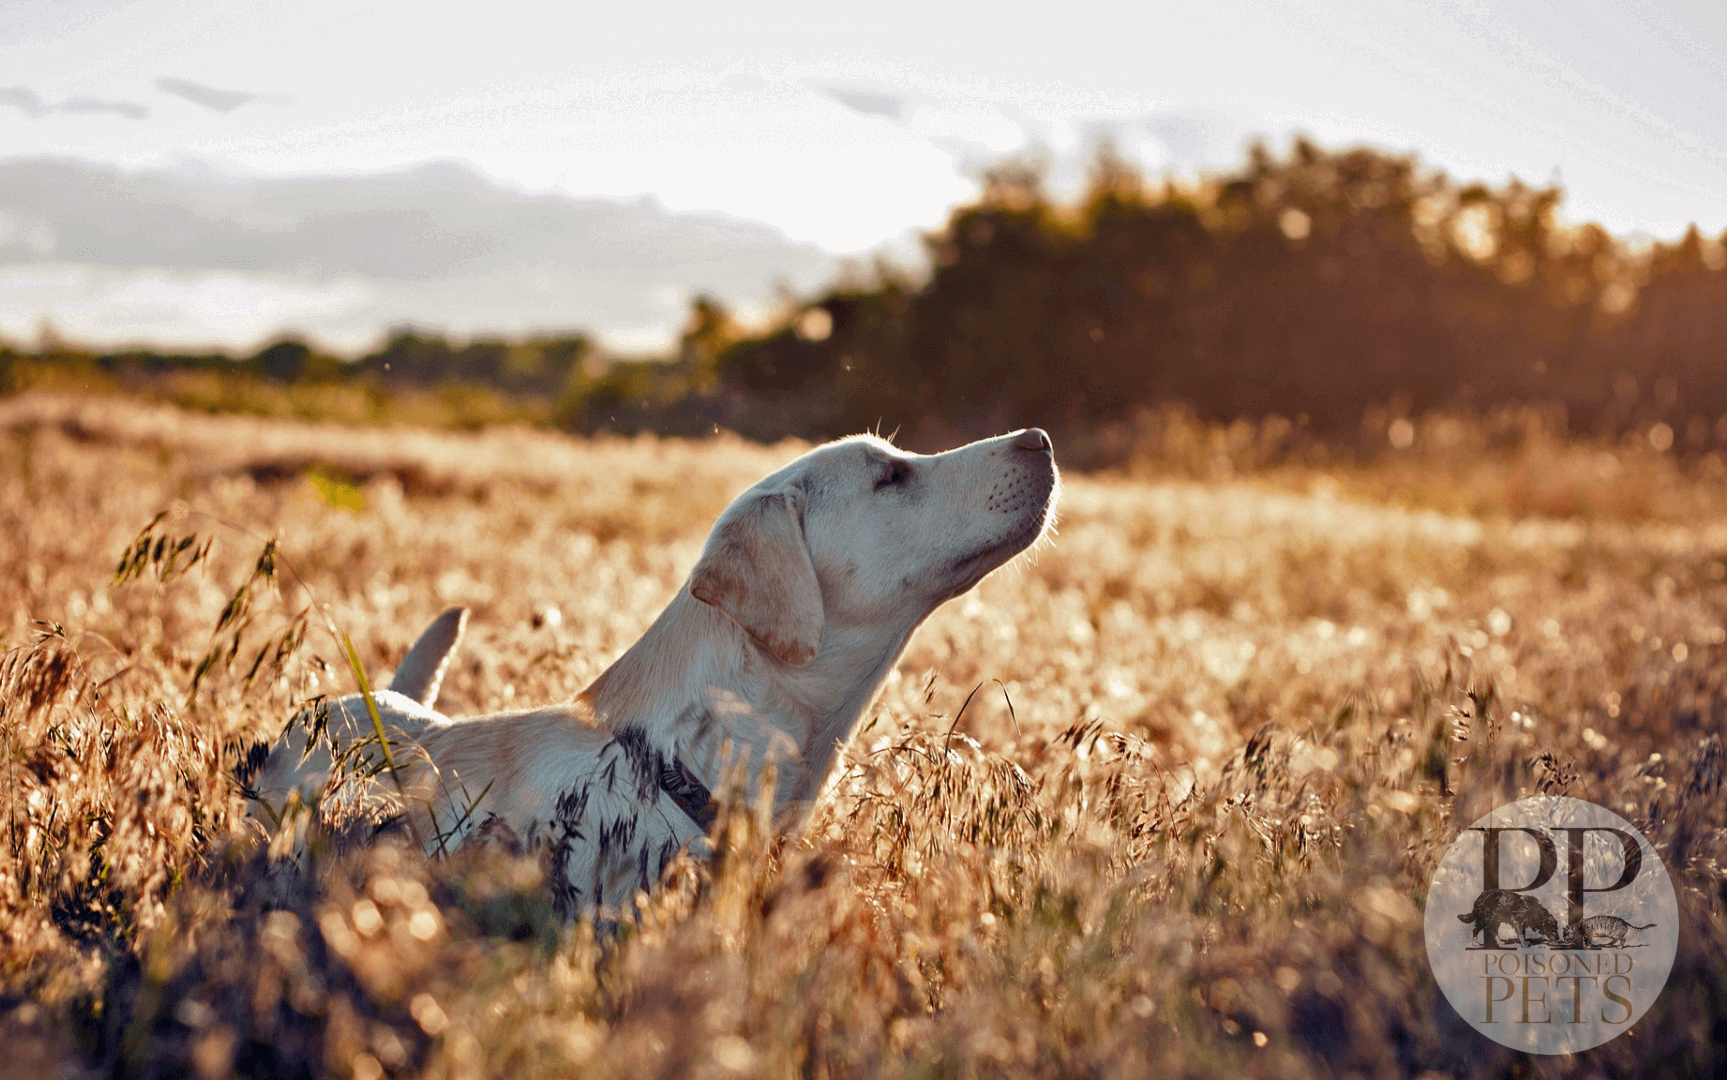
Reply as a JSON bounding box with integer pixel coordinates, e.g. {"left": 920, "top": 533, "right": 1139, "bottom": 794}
{"left": 690, "top": 489, "right": 823, "bottom": 665}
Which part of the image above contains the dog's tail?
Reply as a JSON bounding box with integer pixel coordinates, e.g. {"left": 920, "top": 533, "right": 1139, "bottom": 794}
{"left": 389, "top": 607, "right": 468, "bottom": 707}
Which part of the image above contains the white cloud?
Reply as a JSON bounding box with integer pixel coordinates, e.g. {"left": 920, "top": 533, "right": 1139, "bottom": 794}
{"left": 0, "top": 158, "right": 840, "bottom": 353}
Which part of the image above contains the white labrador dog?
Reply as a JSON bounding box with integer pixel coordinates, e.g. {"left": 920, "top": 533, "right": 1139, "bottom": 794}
{"left": 248, "top": 429, "right": 1058, "bottom": 912}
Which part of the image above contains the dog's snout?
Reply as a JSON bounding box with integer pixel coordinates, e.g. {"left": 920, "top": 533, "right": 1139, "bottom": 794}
{"left": 1013, "top": 428, "right": 1052, "bottom": 454}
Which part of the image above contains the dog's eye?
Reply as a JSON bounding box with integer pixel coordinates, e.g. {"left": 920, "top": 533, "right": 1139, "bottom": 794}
{"left": 874, "top": 461, "right": 911, "bottom": 490}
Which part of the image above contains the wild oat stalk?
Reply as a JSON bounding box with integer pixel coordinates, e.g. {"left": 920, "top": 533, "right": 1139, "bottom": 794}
{"left": 338, "top": 630, "right": 428, "bottom": 852}
{"left": 112, "top": 510, "right": 214, "bottom": 588}
{"left": 113, "top": 511, "right": 313, "bottom": 704}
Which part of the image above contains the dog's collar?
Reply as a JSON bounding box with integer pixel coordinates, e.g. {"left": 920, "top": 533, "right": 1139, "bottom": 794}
{"left": 659, "top": 757, "right": 716, "bottom": 830}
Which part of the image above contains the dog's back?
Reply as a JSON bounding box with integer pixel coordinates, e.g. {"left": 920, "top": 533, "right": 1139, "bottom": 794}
{"left": 406, "top": 707, "right": 709, "bottom": 910}
{"left": 245, "top": 608, "right": 467, "bottom": 816}
{"left": 247, "top": 607, "right": 711, "bottom": 908}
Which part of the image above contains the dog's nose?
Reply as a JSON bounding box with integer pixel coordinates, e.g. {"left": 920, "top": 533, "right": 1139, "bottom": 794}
{"left": 1013, "top": 428, "right": 1052, "bottom": 453}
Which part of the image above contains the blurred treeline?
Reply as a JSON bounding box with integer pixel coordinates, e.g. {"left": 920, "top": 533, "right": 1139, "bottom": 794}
{"left": 0, "top": 328, "right": 585, "bottom": 429}
{"left": 6, "top": 139, "right": 1727, "bottom": 454}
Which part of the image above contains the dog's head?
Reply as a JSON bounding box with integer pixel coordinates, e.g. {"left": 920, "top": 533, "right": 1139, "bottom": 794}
{"left": 690, "top": 429, "right": 1059, "bottom": 665}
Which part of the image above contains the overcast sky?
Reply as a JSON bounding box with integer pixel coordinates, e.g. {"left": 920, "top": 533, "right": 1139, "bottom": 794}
{"left": 3, "top": 0, "right": 1724, "bottom": 353}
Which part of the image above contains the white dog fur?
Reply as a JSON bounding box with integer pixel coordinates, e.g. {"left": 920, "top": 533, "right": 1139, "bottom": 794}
{"left": 248, "top": 429, "right": 1058, "bottom": 913}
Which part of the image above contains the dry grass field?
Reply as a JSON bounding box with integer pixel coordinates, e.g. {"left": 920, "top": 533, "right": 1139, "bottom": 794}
{"left": 1, "top": 392, "right": 1723, "bottom": 1079}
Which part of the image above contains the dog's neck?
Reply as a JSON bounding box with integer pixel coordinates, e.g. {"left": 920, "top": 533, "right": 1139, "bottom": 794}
{"left": 576, "top": 587, "right": 923, "bottom": 822}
